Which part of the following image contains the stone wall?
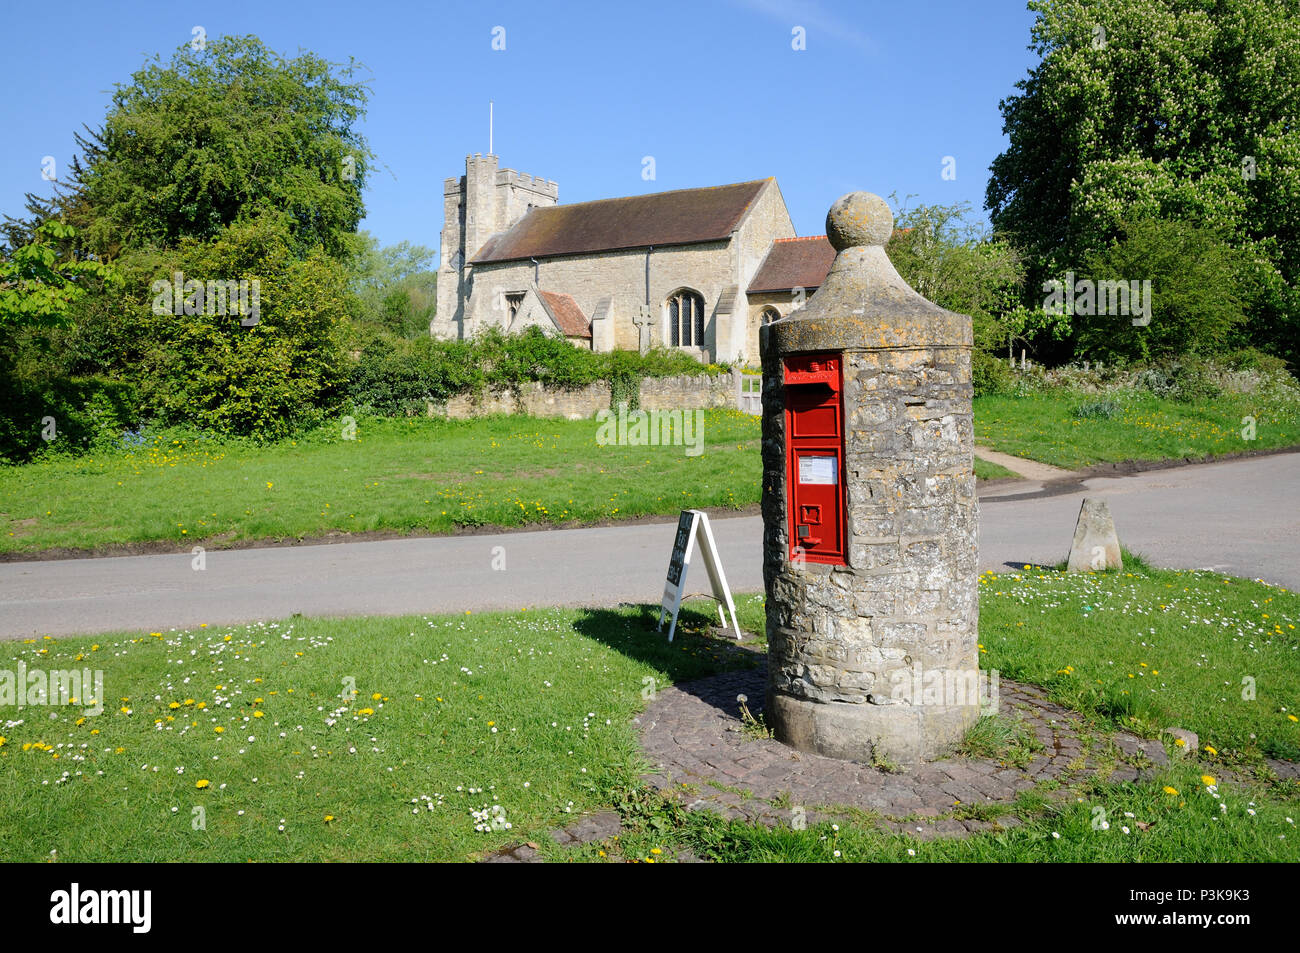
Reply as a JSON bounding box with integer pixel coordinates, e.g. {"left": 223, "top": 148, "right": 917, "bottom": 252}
{"left": 430, "top": 370, "right": 739, "bottom": 420}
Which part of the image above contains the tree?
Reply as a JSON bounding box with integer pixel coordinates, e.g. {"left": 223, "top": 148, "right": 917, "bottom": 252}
{"left": 132, "top": 213, "right": 349, "bottom": 439}
{"left": 345, "top": 231, "right": 438, "bottom": 338}
{"left": 986, "top": 0, "right": 1300, "bottom": 364}
{"left": 1074, "top": 218, "right": 1249, "bottom": 362}
{"left": 0, "top": 222, "right": 119, "bottom": 328}
{"left": 885, "top": 198, "right": 1039, "bottom": 355}
{"left": 71, "top": 35, "right": 372, "bottom": 260}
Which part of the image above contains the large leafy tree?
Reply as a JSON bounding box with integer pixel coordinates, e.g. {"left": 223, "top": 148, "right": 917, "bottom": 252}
{"left": 987, "top": 0, "right": 1300, "bottom": 363}
{"left": 886, "top": 199, "right": 1038, "bottom": 356}
{"left": 64, "top": 34, "right": 371, "bottom": 260}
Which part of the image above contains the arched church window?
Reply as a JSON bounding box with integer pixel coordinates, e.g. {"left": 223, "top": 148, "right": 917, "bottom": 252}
{"left": 667, "top": 289, "right": 706, "bottom": 348}
{"left": 760, "top": 307, "right": 781, "bottom": 324}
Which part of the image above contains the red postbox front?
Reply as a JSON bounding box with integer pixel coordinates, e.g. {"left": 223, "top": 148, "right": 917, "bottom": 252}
{"left": 783, "top": 352, "right": 846, "bottom": 565}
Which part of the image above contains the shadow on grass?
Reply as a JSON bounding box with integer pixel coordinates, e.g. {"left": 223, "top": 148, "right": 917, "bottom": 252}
{"left": 570, "top": 602, "right": 765, "bottom": 718}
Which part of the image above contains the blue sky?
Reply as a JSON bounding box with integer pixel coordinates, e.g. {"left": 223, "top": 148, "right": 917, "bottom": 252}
{"left": 1, "top": 0, "right": 1040, "bottom": 259}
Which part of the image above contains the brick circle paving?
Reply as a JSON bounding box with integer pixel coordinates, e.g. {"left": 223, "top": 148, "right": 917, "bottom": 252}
{"left": 636, "top": 661, "right": 1173, "bottom": 839}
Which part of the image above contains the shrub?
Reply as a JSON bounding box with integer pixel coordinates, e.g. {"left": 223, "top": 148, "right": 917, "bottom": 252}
{"left": 0, "top": 374, "right": 140, "bottom": 463}
{"left": 345, "top": 336, "right": 479, "bottom": 415}
{"left": 972, "top": 350, "right": 1015, "bottom": 397}
{"left": 134, "top": 214, "right": 350, "bottom": 440}
{"left": 1131, "top": 357, "right": 1221, "bottom": 403}
{"left": 1074, "top": 218, "right": 1250, "bottom": 364}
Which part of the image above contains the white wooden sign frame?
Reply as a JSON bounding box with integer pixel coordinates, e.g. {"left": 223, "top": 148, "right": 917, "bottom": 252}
{"left": 657, "top": 509, "right": 741, "bottom": 642}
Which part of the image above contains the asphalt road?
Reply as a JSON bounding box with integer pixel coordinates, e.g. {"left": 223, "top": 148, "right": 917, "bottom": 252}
{"left": 1, "top": 453, "right": 1296, "bottom": 639}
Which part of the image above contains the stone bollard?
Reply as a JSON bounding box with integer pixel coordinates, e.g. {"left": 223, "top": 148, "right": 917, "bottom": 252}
{"left": 759, "top": 192, "right": 980, "bottom": 764}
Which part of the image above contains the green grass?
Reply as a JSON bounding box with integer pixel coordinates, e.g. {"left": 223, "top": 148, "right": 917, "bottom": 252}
{"left": 0, "top": 411, "right": 762, "bottom": 554}
{"left": 973, "top": 456, "right": 1017, "bottom": 481}
{"left": 955, "top": 713, "right": 1044, "bottom": 769}
{"left": 0, "top": 595, "right": 766, "bottom": 862}
{"left": 978, "top": 562, "right": 1300, "bottom": 763}
{"left": 2, "top": 567, "right": 1296, "bottom": 862}
{"left": 974, "top": 390, "right": 1300, "bottom": 470}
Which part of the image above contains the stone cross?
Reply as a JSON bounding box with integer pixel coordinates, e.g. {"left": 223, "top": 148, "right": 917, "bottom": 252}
{"left": 759, "top": 191, "right": 979, "bottom": 765}
{"left": 633, "top": 304, "right": 654, "bottom": 355}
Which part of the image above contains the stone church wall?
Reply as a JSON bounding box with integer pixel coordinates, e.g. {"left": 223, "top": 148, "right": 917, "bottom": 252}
{"left": 431, "top": 369, "right": 739, "bottom": 420}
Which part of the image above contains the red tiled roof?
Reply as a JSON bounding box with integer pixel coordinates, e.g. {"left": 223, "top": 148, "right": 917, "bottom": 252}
{"left": 472, "top": 180, "right": 771, "bottom": 263}
{"left": 539, "top": 290, "right": 591, "bottom": 338}
{"left": 747, "top": 235, "right": 836, "bottom": 294}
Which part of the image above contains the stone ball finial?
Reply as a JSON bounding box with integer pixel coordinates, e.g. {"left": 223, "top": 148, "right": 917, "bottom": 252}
{"left": 826, "top": 191, "right": 893, "bottom": 250}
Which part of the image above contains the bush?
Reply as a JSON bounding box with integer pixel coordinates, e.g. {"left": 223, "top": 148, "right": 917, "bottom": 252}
{"left": 1074, "top": 218, "right": 1250, "bottom": 364}
{"left": 345, "top": 336, "right": 479, "bottom": 415}
{"left": 343, "top": 327, "right": 723, "bottom": 418}
{"left": 133, "top": 214, "right": 350, "bottom": 440}
{"left": 0, "top": 374, "right": 140, "bottom": 463}
{"left": 1131, "top": 357, "right": 1221, "bottom": 403}
{"left": 972, "top": 350, "right": 1015, "bottom": 397}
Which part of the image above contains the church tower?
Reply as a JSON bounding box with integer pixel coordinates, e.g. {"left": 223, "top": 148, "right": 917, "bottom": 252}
{"left": 434, "top": 154, "right": 559, "bottom": 339}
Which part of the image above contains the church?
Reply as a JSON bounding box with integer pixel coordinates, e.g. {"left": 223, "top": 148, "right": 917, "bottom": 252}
{"left": 433, "top": 153, "right": 836, "bottom": 366}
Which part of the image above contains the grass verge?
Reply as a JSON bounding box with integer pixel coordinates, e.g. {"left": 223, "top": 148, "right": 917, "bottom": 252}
{"left": 974, "top": 390, "right": 1300, "bottom": 470}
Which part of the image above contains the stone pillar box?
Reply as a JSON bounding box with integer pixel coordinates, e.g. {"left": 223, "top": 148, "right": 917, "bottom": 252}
{"left": 759, "top": 192, "right": 980, "bottom": 764}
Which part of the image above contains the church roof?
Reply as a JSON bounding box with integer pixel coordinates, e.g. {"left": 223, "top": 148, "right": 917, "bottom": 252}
{"left": 538, "top": 290, "right": 591, "bottom": 338}
{"left": 747, "top": 235, "right": 837, "bottom": 294}
{"left": 471, "top": 179, "right": 771, "bottom": 263}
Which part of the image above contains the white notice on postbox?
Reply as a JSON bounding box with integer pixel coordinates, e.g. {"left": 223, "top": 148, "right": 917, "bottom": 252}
{"left": 798, "top": 455, "right": 837, "bottom": 485}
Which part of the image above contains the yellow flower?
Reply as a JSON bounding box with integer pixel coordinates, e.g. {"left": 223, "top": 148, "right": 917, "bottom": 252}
{"left": 651, "top": 848, "right": 662, "bottom": 855}
{"left": 372, "top": 693, "right": 383, "bottom": 701}
{"left": 0, "top": 736, "right": 5, "bottom": 747}
{"left": 253, "top": 711, "right": 265, "bottom": 718}
{"left": 324, "top": 815, "right": 335, "bottom": 823}
{"left": 114, "top": 747, "right": 125, "bottom": 754}
{"left": 1204, "top": 745, "right": 1217, "bottom": 755}
{"left": 1163, "top": 786, "right": 1179, "bottom": 795}
{"left": 1201, "top": 775, "right": 1216, "bottom": 786}
{"left": 214, "top": 727, "right": 225, "bottom": 733}
{"left": 1289, "top": 715, "right": 1298, "bottom": 723}
{"left": 195, "top": 780, "right": 210, "bottom": 789}
{"left": 1174, "top": 738, "right": 1186, "bottom": 747}
{"left": 168, "top": 702, "right": 181, "bottom": 710}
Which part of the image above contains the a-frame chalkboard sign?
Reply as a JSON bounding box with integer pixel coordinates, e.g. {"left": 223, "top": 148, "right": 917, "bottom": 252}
{"left": 657, "top": 509, "right": 741, "bottom": 642}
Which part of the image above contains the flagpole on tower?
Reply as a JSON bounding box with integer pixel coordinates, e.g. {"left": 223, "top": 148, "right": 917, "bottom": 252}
{"left": 489, "top": 101, "right": 494, "bottom": 155}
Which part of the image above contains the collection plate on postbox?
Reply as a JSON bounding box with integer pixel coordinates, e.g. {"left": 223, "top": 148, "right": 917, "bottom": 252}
{"left": 783, "top": 353, "right": 846, "bottom": 566}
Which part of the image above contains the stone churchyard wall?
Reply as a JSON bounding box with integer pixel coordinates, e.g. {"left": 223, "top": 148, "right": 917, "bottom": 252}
{"left": 431, "top": 369, "right": 739, "bottom": 420}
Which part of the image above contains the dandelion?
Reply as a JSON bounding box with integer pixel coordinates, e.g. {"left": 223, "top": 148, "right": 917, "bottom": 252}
{"left": 1163, "top": 786, "right": 1179, "bottom": 796}
{"left": 195, "top": 779, "right": 210, "bottom": 789}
